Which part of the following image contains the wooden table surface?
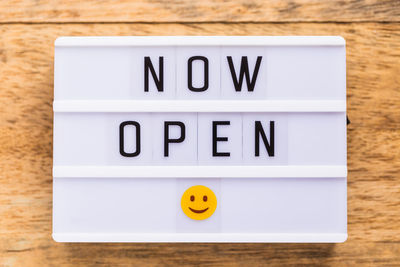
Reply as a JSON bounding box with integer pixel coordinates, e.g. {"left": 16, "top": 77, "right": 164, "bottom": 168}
{"left": 1, "top": 1, "right": 400, "bottom": 266}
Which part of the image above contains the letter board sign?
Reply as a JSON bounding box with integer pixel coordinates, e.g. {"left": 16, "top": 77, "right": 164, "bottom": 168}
{"left": 53, "top": 36, "right": 347, "bottom": 242}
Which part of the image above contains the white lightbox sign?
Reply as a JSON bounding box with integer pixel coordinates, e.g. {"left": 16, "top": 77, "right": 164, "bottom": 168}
{"left": 53, "top": 36, "right": 347, "bottom": 243}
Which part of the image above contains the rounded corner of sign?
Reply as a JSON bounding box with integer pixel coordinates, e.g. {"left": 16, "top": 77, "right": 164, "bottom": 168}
{"left": 337, "top": 233, "right": 348, "bottom": 243}
{"left": 52, "top": 233, "right": 63, "bottom": 243}
{"left": 54, "top": 37, "right": 67, "bottom": 47}
{"left": 335, "top": 36, "right": 346, "bottom": 46}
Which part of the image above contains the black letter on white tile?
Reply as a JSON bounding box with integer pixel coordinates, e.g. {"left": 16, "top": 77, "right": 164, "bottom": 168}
{"left": 120, "top": 121, "right": 141, "bottom": 157}
{"left": 255, "top": 121, "right": 274, "bottom": 157}
{"left": 212, "top": 121, "right": 230, "bottom": 157}
{"left": 164, "top": 121, "right": 186, "bottom": 157}
{"left": 227, "top": 56, "right": 262, "bottom": 92}
{"left": 188, "top": 56, "right": 209, "bottom": 92}
{"left": 144, "top": 56, "right": 164, "bottom": 92}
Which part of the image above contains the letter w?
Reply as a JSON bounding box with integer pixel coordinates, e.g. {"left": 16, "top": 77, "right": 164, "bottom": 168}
{"left": 227, "top": 56, "right": 262, "bottom": 92}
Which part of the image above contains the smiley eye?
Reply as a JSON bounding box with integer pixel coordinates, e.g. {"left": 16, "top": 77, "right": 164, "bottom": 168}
{"left": 190, "top": 195, "right": 195, "bottom": 201}
{"left": 203, "top": 195, "right": 208, "bottom": 202}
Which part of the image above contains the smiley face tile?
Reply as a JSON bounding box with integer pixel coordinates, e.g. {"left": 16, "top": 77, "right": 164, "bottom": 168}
{"left": 176, "top": 178, "right": 221, "bottom": 233}
{"left": 181, "top": 185, "right": 217, "bottom": 220}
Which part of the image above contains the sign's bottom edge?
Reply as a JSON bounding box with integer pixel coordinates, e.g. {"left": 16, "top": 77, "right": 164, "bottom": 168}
{"left": 52, "top": 233, "right": 348, "bottom": 243}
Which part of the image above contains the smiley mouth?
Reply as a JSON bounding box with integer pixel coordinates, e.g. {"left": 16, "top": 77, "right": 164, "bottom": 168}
{"left": 189, "top": 207, "right": 209, "bottom": 214}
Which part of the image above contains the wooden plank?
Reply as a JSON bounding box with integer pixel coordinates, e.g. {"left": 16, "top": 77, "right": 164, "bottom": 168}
{"left": 0, "top": 23, "right": 399, "bottom": 265}
{"left": 0, "top": 0, "right": 399, "bottom": 23}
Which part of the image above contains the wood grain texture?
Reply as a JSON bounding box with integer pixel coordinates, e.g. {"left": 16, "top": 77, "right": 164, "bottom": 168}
{"left": 0, "top": 22, "right": 399, "bottom": 266}
{"left": 1, "top": 0, "right": 400, "bottom": 23}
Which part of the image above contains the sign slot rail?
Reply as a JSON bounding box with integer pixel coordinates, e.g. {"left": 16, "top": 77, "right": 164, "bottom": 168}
{"left": 53, "top": 100, "right": 346, "bottom": 113}
{"left": 53, "top": 165, "right": 347, "bottom": 178}
{"left": 55, "top": 36, "right": 345, "bottom": 47}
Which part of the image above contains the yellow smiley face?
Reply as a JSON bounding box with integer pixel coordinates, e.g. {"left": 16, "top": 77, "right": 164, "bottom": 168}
{"left": 181, "top": 185, "right": 217, "bottom": 220}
